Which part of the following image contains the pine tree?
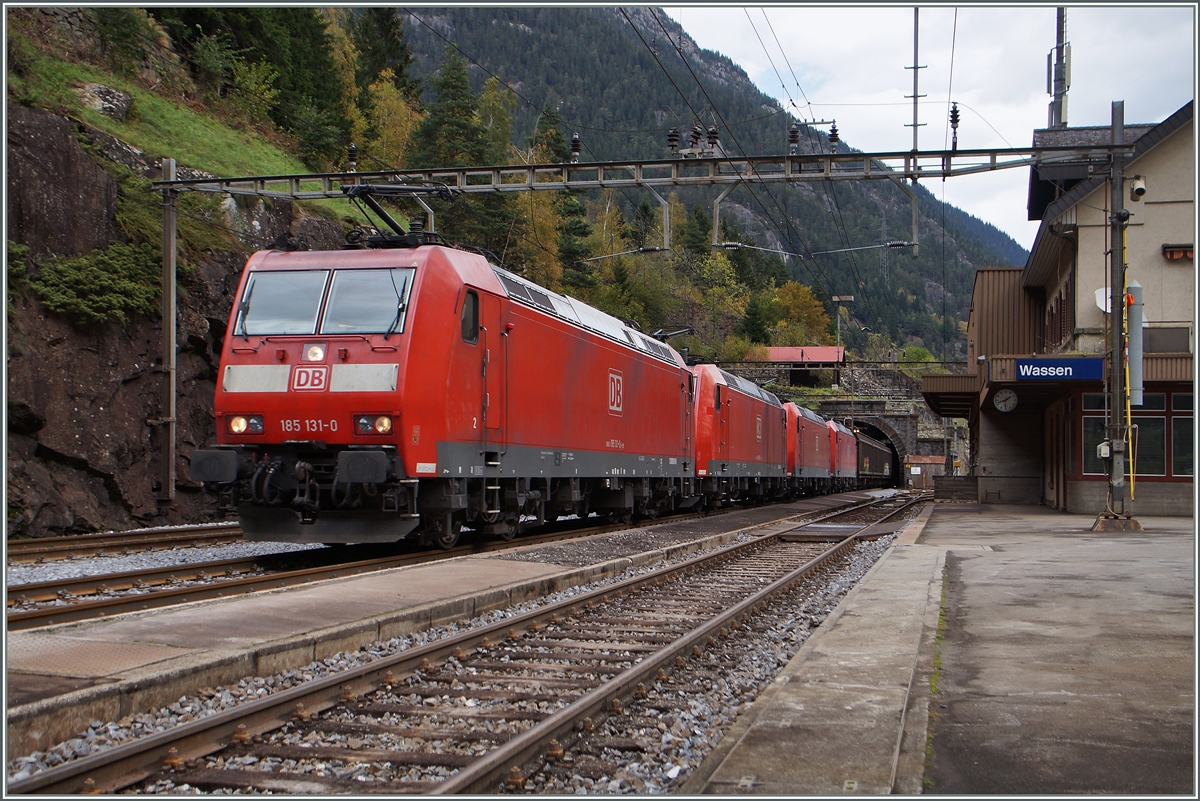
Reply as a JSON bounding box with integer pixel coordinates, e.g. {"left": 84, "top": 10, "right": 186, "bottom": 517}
{"left": 680, "top": 205, "right": 712, "bottom": 256}
{"left": 627, "top": 200, "right": 656, "bottom": 248}
{"left": 353, "top": 8, "right": 420, "bottom": 104}
{"left": 407, "top": 48, "right": 490, "bottom": 169}
{"left": 557, "top": 191, "right": 594, "bottom": 288}
{"left": 404, "top": 47, "right": 517, "bottom": 255}
{"left": 532, "top": 110, "right": 593, "bottom": 286}
{"left": 738, "top": 295, "right": 771, "bottom": 344}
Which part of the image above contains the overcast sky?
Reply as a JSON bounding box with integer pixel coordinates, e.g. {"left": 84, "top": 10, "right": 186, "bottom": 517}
{"left": 661, "top": 5, "right": 1196, "bottom": 252}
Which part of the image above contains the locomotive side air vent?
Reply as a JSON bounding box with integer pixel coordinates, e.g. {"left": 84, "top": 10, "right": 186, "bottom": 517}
{"left": 524, "top": 286, "right": 555, "bottom": 312}
{"left": 497, "top": 274, "right": 532, "bottom": 303}
{"left": 639, "top": 335, "right": 675, "bottom": 362}
{"left": 493, "top": 266, "right": 677, "bottom": 362}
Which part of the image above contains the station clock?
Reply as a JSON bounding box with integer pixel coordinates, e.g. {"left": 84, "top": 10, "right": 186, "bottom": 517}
{"left": 993, "top": 388, "right": 1018, "bottom": 412}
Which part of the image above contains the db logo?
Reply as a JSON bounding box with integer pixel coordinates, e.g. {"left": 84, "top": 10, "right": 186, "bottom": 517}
{"left": 291, "top": 366, "right": 328, "bottom": 391}
{"left": 608, "top": 370, "right": 623, "bottom": 416}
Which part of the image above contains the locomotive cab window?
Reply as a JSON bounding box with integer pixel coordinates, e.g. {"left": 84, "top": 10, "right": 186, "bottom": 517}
{"left": 321, "top": 268, "right": 415, "bottom": 335}
{"left": 236, "top": 270, "right": 330, "bottom": 336}
{"left": 461, "top": 290, "right": 479, "bottom": 343}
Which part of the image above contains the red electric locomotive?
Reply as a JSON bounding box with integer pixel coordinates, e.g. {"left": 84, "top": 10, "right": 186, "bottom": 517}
{"left": 826, "top": 419, "right": 859, "bottom": 491}
{"left": 783, "top": 401, "right": 831, "bottom": 494}
{"left": 689, "top": 364, "right": 788, "bottom": 503}
{"left": 190, "top": 243, "right": 696, "bottom": 547}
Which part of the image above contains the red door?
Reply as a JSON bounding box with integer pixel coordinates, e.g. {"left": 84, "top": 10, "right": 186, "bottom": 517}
{"left": 480, "top": 293, "right": 507, "bottom": 451}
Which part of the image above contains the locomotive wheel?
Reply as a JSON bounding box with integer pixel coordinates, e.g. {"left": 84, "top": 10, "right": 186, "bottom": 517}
{"left": 432, "top": 514, "right": 461, "bottom": 550}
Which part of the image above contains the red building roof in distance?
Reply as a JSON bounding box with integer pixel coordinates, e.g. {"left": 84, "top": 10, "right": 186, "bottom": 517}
{"left": 764, "top": 346, "right": 844, "bottom": 364}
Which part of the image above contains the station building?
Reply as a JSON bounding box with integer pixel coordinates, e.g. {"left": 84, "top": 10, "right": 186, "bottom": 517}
{"left": 922, "top": 101, "right": 1193, "bottom": 515}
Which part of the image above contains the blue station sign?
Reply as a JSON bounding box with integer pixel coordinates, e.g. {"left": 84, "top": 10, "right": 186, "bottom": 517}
{"left": 1015, "top": 357, "right": 1104, "bottom": 381}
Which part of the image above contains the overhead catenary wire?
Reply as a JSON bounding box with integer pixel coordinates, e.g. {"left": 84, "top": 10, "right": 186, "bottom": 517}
{"left": 940, "top": 8, "right": 960, "bottom": 361}
{"left": 760, "top": 9, "right": 818, "bottom": 123}
{"left": 405, "top": 8, "right": 691, "bottom": 260}
{"left": 404, "top": 10, "right": 788, "bottom": 138}
{"left": 738, "top": 8, "right": 887, "bottom": 334}
{"left": 630, "top": 8, "right": 842, "bottom": 303}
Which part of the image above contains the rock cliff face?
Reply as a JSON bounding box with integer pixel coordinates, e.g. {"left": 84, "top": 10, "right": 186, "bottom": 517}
{"left": 6, "top": 102, "right": 344, "bottom": 538}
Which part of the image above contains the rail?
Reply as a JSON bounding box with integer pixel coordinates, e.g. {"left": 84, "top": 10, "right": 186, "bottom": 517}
{"left": 8, "top": 495, "right": 924, "bottom": 794}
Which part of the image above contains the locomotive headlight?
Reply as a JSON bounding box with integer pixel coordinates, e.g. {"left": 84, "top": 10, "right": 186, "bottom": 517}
{"left": 355, "top": 415, "right": 392, "bottom": 434}
{"left": 302, "top": 343, "right": 326, "bottom": 362}
{"left": 228, "top": 415, "right": 264, "bottom": 434}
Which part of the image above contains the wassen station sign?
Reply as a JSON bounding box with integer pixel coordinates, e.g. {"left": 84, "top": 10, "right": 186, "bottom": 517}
{"left": 1015, "top": 357, "right": 1104, "bottom": 380}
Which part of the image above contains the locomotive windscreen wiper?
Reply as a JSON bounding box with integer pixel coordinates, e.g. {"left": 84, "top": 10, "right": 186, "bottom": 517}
{"left": 383, "top": 271, "right": 407, "bottom": 340}
{"left": 234, "top": 280, "right": 255, "bottom": 341}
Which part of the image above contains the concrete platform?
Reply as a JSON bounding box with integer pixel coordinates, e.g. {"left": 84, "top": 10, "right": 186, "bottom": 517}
{"left": 686, "top": 504, "right": 1194, "bottom": 795}
{"left": 6, "top": 495, "right": 875, "bottom": 761}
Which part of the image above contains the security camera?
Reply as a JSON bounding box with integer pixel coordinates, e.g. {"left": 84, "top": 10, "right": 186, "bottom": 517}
{"left": 1129, "top": 175, "right": 1147, "bottom": 201}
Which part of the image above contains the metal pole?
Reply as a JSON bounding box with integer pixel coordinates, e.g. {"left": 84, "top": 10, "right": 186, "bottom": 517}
{"left": 158, "top": 158, "right": 178, "bottom": 502}
{"left": 1049, "top": 8, "right": 1068, "bottom": 127}
{"left": 1108, "top": 102, "right": 1125, "bottom": 512}
{"left": 903, "top": 7, "right": 927, "bottom": 167}
{"left": 912, "top": 8, "right": 920, "bottom": 153}
{"left": 711, "top": 183, "right": 738, "bottom": 246}
{"left": 646, "top": 186, "right": 670, "bottom": 251}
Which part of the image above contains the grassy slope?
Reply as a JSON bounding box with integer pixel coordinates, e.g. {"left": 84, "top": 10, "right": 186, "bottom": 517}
{"left": 11, "top": 56, "right": 305, "bottom": 176}
{"left": 8, "top": 52, "right": 358, "bottom": 223}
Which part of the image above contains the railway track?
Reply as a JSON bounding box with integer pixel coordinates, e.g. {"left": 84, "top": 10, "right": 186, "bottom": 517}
{"left": 6, "top": 524, "right": 242, "bottom": 564}
{"left": 7, "top": 496, "right": 882, "bottom": 631}
{"left": 7, "top": 495, "right": 923, "bottom": 795}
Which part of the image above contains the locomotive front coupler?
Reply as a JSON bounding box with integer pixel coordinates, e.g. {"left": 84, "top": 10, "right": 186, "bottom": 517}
{"left": 292, "top": 461, "right": 321, "bottom": 522}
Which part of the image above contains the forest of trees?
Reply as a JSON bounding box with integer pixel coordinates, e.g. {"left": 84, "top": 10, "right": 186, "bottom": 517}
{"left": 121, "top": 7, "right": 1027, "bottom": 362}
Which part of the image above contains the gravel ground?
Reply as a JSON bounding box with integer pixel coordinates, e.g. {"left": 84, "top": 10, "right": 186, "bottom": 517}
{"left": 488, "top": 491, "right": 900, "bottom": 569}
{"left": 7, "top": 491, "right": 900, "bottom": 587}
{"left": 531, "top": 535, "right": 899, "bottom": 795}
{"left": 125, "top": 534, "right": 901, "bottom": 795}
{"left": 6, "top": 542, "right": 327, "bottom": 587}
{"left": 7, "top": 495, "right": 919, "bottom": 791}
{"left": 6, "top": 530, "right": 771, "bottom": 785}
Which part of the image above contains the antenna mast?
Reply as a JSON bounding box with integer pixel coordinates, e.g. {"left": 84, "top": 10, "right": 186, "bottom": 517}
{"left": 1048, "top": 8, "right": 1071, "bottom": 128}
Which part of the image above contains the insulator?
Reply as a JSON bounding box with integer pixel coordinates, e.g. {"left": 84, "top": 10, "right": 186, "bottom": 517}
{"left": 347, "top": 143, "right": 358, "bottom": 171}
{"left": 570, "top": 132, "right": 581, "bottom": 155}
{"left": 667, "top": 127, "right": 680, "bottom": 150}
{"left": 408, "top": 216, "right": 424, "bottom": 234}
{"left": 788, "top": 125, "right": 800, "bottom": 146}
{"left": 828, "top": 121, "right": 839, "bottom": 152}
{"left": 690, "top": 124, "right": 704, "bottom": 147}
{"left": 949, "top": 102, "right": 960, "bottom": 130}
{"left": 707, "top": 125, "right": 719, "bottom": 146}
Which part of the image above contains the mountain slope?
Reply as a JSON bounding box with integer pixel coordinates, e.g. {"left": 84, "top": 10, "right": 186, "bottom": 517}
{"left": 401, "top": 7, "right": 1029, "bottom": 356}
